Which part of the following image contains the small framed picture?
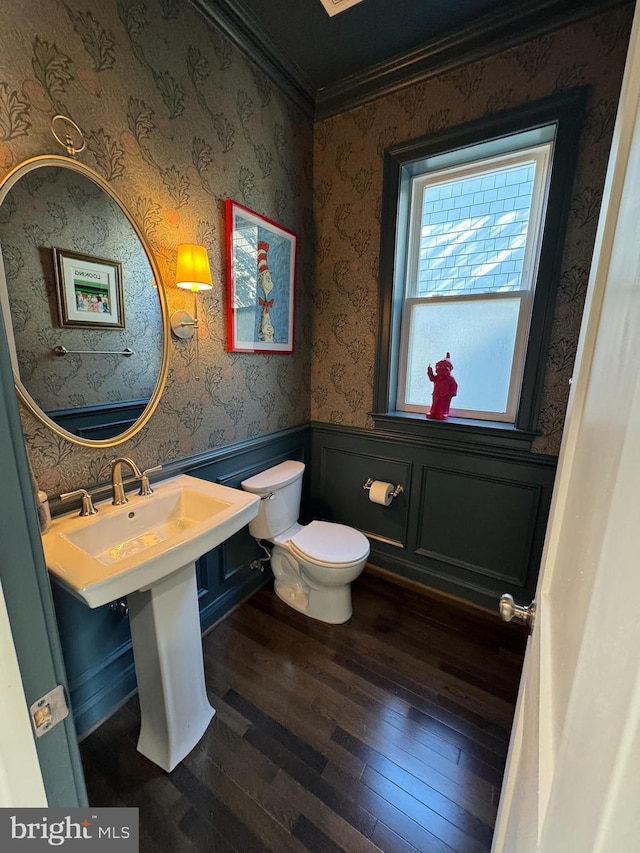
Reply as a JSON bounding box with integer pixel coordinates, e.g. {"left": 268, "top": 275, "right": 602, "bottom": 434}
{"left": 226, "top": 200, "right": 297, "bottom": 353}
{"left": 53, "top": 248, "right": 125, "bottom": 329}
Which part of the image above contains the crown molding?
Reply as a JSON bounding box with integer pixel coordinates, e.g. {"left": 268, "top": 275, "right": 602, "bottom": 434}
{"left": 190, "top": 0, "right": 631, "bottom": 123}
{"left": 188, "top": 0, "right": 315, "bottom": 117}
{"left": 315, "top": 0, "right": 631, "bottom": 118}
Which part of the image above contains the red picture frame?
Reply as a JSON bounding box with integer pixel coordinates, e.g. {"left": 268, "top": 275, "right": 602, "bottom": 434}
{"left": 225, "top": 200, "right": 297, "bottom": 354}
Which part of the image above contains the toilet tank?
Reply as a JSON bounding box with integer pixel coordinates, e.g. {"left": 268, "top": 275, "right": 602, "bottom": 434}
{"left": 241, "top": 460, "right": 304, "bottom": 540}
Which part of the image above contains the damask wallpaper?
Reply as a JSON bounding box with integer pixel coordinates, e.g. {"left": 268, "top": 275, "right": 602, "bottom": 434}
{"left": 0, "top": 1, "right": 633, "bottom": 498}
{"left": 0, "top": 0, "right": 313, "bottom": 494}
{"left": 311, "top": 4, "right": 633, "bottom": 455}
{"left": 0, "top": 166, "right": 162, "bottom": 412}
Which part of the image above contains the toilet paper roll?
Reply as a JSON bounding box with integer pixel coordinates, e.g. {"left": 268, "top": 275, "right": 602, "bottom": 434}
{"left": 369, "top": 480, "right": 394, "bottom": 506}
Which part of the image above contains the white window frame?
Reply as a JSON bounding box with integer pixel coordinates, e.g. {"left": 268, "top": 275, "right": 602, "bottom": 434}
{"left": 396, "top": 142, "right": 553, "bottom": 423}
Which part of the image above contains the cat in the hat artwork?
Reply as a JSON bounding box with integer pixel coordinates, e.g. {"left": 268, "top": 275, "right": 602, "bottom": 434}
{"left": 256, "top": 241, "right": 275, "bottom": 343}
{"left": 226, "top": 200, "right": 298, "bottom": 354}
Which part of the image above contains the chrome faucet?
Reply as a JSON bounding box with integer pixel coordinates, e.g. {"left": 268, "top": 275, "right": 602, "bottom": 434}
{"left": 110, "top": 457, "right": 143, "bottom": 505}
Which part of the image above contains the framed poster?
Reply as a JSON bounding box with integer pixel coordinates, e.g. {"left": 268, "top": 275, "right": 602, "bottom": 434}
{"left": 53, "top": 248, "right": 125, "bottom": 329}
{"left": 226, "top": 199, "right": 297, "bottom": 353}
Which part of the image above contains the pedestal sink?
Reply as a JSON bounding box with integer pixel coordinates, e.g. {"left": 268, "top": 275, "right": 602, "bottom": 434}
{"left": 42, "top": 474, "right": 260, "bottom": 771}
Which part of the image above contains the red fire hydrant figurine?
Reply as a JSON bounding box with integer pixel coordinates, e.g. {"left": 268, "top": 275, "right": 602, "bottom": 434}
{"left": 426, "top": 352, "right": 458, "bottom": 420}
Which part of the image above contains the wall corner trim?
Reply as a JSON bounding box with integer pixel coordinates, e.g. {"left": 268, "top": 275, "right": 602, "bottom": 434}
{"left": 188, "top": 0, "right": 315, "bottom": 117}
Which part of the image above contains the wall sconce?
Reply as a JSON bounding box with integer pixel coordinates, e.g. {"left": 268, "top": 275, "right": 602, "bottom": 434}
{"left": 170, "top": 243, "right": 213, "bottom": 380}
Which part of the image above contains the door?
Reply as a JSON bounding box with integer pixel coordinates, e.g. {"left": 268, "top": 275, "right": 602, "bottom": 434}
{"left": 0, "top": 296, "right": 87, "bottom": 806}
{"left": 492, "top": 6, "right": 640, "bottom": 850}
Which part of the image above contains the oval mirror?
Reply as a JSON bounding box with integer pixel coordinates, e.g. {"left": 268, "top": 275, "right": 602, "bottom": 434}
{"left": 0, "top": 155, "right": 169, "bottom": 447}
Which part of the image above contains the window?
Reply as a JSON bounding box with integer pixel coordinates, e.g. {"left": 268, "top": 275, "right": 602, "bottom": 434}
{"left": 374, "top": 91, "right": 586, "bottom": 441}
{"left": 399, "top": 137, "right": 552, "bottom": 421}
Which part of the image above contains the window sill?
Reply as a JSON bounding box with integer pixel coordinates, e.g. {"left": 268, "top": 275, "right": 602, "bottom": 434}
{"left": 371, "top": 411, "right": 540, "bottom": 452}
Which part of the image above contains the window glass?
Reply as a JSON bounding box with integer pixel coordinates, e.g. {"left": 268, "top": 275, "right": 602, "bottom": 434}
{"left": 416, "top": 163, "right": 535, "bottom": 297}
{"left": 405, "top": 297, "right": 522, "bottom": 416}
{"left": 397, "top": 141, "right": 552, "bottom": 421}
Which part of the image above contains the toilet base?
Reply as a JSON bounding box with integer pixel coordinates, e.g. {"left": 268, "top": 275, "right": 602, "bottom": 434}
{"left": 274, "top": 578, "right": 352, "bottom": 624}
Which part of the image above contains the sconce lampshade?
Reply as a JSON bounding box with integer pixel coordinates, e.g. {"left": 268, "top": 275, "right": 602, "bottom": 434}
{"left": 175, "top": 243, "right": 213, "bottom": 292}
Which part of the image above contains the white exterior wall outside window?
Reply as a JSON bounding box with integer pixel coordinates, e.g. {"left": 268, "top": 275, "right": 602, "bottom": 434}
{"left": 397, "top": 142, "right": 554, "bottom": 422}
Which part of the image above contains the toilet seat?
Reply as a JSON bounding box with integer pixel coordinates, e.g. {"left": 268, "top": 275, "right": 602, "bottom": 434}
{"left": 288, "top": 521, "right": 369, "bottom": 568}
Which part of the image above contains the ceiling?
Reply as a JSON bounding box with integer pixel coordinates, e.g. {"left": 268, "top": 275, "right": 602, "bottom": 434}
{"left": 195, "top": 0, "right": 628, "bottom": 117}
{"left": 316, "top": 0, "right": 368, "bottom": 17}
{"left": 231, "top": 0, "right": 514, "bottom": 92}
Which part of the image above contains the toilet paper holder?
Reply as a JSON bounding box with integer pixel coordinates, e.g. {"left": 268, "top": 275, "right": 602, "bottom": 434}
{"left": 363, "top": 479, "right": 404, "bottom": 500}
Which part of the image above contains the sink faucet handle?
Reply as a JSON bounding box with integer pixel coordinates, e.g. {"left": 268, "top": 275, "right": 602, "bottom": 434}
{"left": 139, "top": 465, "right": 162, "bottom": 497}
{"left": 60, "top": 488, "right": 98, "bottom": 517}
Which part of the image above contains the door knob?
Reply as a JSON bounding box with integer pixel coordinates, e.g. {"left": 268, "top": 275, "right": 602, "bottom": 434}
{"left": 499, "top": 593, "right": 536, "bottom": 633}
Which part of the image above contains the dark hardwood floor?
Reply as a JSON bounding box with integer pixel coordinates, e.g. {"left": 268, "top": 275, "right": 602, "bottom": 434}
{"left": 80, "top": 572, "right": 527, "bottom": 852}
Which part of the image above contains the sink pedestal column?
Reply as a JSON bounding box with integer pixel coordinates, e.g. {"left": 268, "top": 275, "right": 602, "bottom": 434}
{"left": 127, "top": 561, "right": 215, "bottom": 772}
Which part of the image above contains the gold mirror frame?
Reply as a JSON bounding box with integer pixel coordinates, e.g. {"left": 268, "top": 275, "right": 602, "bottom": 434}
{"left": 0, "top": 154, "right": 170, "bottom": 448}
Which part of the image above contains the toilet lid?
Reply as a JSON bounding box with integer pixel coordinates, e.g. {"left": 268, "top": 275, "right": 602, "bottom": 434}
{"left": 289, "top": 521, "right": 369, "bottom": 566}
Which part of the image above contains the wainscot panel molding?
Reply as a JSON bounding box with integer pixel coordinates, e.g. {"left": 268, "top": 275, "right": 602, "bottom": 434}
{"left": 310, "top": 421, "right": 556, "bottom": 610}
{"left": 48, "top": 425, "right": 311, "bottom": 517}
{"left": 417, "top": 467, "right": 542, "bottom": 587}
{"left": 50, "top": 425, "right": 310, "bottom": 737}
{"left": 318, "top": 446, "right": 412, "bottom": 549}
{"left": 67, "top": 647, "right": 136, "bottom": 740}
{"left": 48, "top": 400, "right": 148, "bottom": 443}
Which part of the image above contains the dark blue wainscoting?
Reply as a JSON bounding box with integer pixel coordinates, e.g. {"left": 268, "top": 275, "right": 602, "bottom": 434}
{"left": 310, "top": 421, "right": 557, "bottom": 611}
{"left": 51, "top": 425, "right": 310, "bottom": 738}
{"left": 46, "top": 400, "right": 149, "bottom": 441}
{"left": 52, "top": 418, "right": 553, "bottom": 735}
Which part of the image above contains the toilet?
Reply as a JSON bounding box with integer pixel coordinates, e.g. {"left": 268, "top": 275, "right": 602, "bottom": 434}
{"left": 241, "top": 460, "right": 370, "bottom": 624}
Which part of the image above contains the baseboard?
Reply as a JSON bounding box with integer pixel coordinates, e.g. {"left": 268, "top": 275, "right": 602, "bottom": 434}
{"left": 72, "top": 661, "right": 138, "bottom": 739}
{"left": 363, "top": 561, "right": 523, "bottom": 628}
{"left": 76, "top": 685, "right": 138, "bottom": 743}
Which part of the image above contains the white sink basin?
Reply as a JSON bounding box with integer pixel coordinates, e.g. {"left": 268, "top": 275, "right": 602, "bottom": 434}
{"left": 42, "top": 474, "right": 260, "bottom": 609}
{"left": 42, "top": 472, "right": 260, "bottom": 772}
